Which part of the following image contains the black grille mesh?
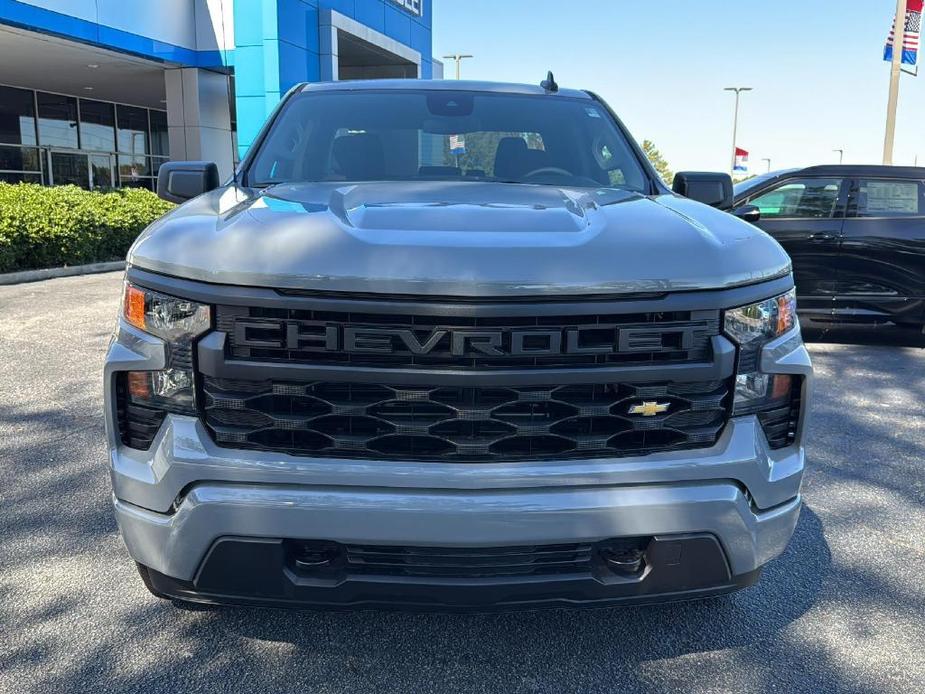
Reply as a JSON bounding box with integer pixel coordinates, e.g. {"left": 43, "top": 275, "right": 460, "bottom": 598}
{"left": 343, "top": 543, "right": 595, "bottom": 578}
{"left": 202, "top": 377, "right": 730, "bottom": 461}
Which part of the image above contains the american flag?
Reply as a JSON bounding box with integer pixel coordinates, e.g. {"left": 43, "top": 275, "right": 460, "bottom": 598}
{"left": 885, "top": 0, "right": 923, "bottom": 66}
{"left": 449, "top": 134, "right": 466, "bottom": 155}
{"left": 734, "top": 147, "right": 749, "bottom": 173}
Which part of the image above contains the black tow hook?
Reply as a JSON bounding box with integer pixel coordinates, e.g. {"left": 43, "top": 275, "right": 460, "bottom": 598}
{"left": 601, "top": 547, "right": 646, "bottom": 575}
{"left": 291, "top": 541, "right": 342, "bottom": 571}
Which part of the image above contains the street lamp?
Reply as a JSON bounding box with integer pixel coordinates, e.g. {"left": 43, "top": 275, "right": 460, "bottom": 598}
{"left": 833, "top": 149, "right": 844, "bottom": 165}
{"left": 442, "top": 54, "right": 473, "bottom": 80}
{"left": 761, "top": 157, "right": 771, "bottom": 173}
{"left": 724, "top": 87, "right": 752, "bottom": 176}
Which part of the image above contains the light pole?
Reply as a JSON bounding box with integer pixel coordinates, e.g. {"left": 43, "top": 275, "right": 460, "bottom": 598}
{"left": 833, "top": 149, "right": 844, "bottom": 165}
{"left": 724, "top": 87, "right": 752, "bottom": 176}
{"left": 442, "top": 54, "right": 473, "bottom": 80}
{"left": 761, "top": 157, "right": 771, "bottom": 173}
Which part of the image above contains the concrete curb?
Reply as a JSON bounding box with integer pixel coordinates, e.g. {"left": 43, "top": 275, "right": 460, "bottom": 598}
{"left": 0, "top": 261, "right": 125, "bottom": 286}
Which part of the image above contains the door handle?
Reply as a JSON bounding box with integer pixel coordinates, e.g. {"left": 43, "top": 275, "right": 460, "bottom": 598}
{"left": 809, "top": 232, "right": 836, "bottom": 242}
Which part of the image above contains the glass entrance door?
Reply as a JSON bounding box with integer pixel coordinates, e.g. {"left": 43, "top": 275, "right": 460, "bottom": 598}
{"left": 47, "top": 151, "right": 114, "bottom": 190}
{"left": 49, "top": 151, "right": 90, "bottom": 189}
{"left": 89, "top": 154, "right": 114, "bottom": 189}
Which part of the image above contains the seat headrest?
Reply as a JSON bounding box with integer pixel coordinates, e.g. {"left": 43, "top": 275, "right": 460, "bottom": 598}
{"left": 493, "top": 137, "right": 530, "bottom": 180}
{"left": 333, "top": 133, "right": 386, "bottom": 180}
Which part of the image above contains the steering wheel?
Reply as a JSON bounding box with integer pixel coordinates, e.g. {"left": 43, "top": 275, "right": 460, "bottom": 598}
{"left": 521, "top": 166, "right": 574, "bottom": 180}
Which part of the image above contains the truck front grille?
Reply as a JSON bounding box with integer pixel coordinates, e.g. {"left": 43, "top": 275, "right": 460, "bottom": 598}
{"left": 216, "top": 305, "right": 720, "bottom": 370}
{"left": 202, "top": 377, "right": 730, "bottom": 461}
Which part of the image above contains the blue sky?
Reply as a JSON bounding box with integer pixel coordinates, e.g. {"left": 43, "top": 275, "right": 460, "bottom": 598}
{"left": 432, "top": 0, "right": 925, "bottom": 174}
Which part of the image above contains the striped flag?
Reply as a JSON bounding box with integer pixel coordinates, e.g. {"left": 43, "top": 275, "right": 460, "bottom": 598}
{"left": 734, "top": 147, "right": 749, "bottom": 173}
{"left": 449, "top": 134, "right": 466, "bottom": 155}
{"left": 884, "top": 0, "right": 923, "bottom": 66}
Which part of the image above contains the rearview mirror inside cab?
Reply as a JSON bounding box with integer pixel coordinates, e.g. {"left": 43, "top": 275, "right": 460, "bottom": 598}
{"left": 672, "top": 171, "right": 734, "bottom": 210}
{"left": 156, "top": 161, "right": 220, "bottom": 204}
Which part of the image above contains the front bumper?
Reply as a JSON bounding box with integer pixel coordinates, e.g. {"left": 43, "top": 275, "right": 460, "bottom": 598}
{"left": 109, "top": 411, "right": 806, "bottom": 609}
{"left": 106, "top": 308, "right": 812, "bottom": 610}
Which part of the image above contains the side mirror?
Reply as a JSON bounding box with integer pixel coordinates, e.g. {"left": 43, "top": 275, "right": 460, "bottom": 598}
{"left": 156, "top": 161, "right": 220, "bottom": 204}
{"left": 672, "top": 171, "right": 734, "bottom": 210}
{"left": 732, "top": 204, "right": 761, "bottom": 224}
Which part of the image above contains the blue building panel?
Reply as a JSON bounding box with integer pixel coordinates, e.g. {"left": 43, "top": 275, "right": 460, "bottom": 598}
{"left": 278, "top": 0, "right": 319, "bottom": 50}
{"left": 278, "top": 41, "right": 321, "bottom": 91}
{"left": 352, "top": 0, "right": 385, "bottom": 33}
{"left": 383, "top": 3, "right": 412, "bottom": 46}
{"left": 318, "top": 0, "right": 355, "bottom": 18}
{"left": 232, "top": 0, "right": 264, "bottom": 46}
{"left": 409, "top": 16, "right": 429, "bottom": 53}
{"left": 233, "top": 45, "right": 266, "bottom": 97}
{"left": 235, "top": 94, "right": 269, "bottom": 153}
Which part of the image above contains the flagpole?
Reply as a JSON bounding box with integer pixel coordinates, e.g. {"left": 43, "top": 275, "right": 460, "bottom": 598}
{"left": 724, "top": 87, "right": 752, "bottom": 177}
{"left": 883, "top": 0, "right": 907, "bottom": 165}
{"left": 730, "top": 90, "right": 740, "bottom": 176}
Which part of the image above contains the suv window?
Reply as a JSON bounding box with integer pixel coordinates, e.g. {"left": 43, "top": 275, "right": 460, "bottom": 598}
{"left": 855, "top": 178, "right": 924, "bottom": 217}
{"left": 748, "top": 177, "right": 842, "bottom": 219}
{"left": 248, "top": 90, "right": 649, "bottom": 191}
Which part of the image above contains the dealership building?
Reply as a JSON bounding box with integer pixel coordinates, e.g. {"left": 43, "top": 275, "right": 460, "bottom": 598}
{"left": 0, "top": 0, "right": 438, "bottom": 189}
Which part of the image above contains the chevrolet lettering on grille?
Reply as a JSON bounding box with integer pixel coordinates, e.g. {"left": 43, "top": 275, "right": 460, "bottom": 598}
{"left": 233, "top": 320, "right": 699, "bottom": 357}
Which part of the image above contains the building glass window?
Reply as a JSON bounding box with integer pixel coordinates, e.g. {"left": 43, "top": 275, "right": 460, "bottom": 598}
{"left": 0, "top": 85, "right": 37, "bottom": 146}
{"left": 117, "top": 105, "right": 149, "bottom": 156}
{"left": 0, "top": 85, "right": 42, "bottom": 182}
{"left": 150, "top": 110, "right": 168, "bottom": 157}
{"left": 37, "top": 92, "right": 79, "bottom": 149}
{"left": 79, "top": 99, "right": 116, "bottom": 152}
{"left": 50, "top": 151, "right": 90, "bottom": 188}
{"left": 0, "top": 85, "right": 169, "bottom": 189}
{"left": 89, "top": 154, "right": 114, "bottom": 190}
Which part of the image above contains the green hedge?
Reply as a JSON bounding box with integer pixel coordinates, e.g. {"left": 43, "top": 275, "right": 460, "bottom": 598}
{"left": 0, "top": 183, "right": 174, "bottom": 274}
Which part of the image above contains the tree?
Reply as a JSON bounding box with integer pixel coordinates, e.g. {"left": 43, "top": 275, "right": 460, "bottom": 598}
{"left": 642, "top": 140, "right": 673, "bottom": 184}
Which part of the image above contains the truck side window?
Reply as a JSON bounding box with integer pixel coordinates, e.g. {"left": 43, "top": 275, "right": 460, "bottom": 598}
{"left": 855, "top": 179, "right": 923, "bottom": 217}
{"left": 748, "top": 177, "right": 842, "bottom": 219}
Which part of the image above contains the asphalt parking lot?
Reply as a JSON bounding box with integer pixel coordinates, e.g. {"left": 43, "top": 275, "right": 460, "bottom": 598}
{"left": 1, "top": 271, "right": 924, "bottom": 693}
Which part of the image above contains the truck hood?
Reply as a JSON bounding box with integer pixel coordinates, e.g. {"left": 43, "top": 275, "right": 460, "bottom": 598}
{"left": 128, "top": 181, "right": 791, "bottom": 297}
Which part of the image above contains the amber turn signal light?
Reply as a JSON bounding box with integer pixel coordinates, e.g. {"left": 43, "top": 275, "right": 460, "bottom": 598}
{"left": 123, "top": 283, "right": 146, "bottom": 331}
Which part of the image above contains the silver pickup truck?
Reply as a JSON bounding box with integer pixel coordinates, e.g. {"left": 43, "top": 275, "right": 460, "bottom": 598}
{"left": 105, "top": 77, "right": 812, "bottom": 610}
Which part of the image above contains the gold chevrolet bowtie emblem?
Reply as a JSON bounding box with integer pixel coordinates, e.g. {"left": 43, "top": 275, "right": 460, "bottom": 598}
{"left": 628, "top": 401, "right": 670, "bottom": 417}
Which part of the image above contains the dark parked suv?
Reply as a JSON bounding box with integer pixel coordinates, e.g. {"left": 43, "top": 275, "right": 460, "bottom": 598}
{"left": 734, "top": 165, "right": 925, "bottom": 328}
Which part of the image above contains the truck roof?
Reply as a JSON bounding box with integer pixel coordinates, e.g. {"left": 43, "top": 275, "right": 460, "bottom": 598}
{"left": 797, "top": 164, "right": 925, "bottom": 177}
{"left": 299, "top": 78, "right": 592, "bottom": 100}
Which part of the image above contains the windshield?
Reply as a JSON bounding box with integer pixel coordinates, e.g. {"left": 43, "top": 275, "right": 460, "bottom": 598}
{"left": 247, "top": 90, "right": 650, "bottom": 191}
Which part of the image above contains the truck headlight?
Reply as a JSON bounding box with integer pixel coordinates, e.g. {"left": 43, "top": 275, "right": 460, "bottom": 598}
{"left": 724, "top": 289, "right": 801, "bottom": 448}
{"left": 724, "top": 289, "right": 796, "bottom": 347}
{"left": 120, "top": 282, "right": 210, "bottom": 419}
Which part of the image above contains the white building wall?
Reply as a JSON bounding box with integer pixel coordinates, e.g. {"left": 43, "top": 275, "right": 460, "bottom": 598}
{"left": 195, "top": 0, "right": 235, "bottom": 53}
{"left": 17, "top": 0, "right": 234, "bottom": 53}
{"left": 16, "top": 0, "right": 97, "bottom": 24}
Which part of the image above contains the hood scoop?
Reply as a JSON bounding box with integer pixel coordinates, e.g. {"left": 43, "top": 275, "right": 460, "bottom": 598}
{"left": 267, "top": 182, "right": 597, "bottom": 234}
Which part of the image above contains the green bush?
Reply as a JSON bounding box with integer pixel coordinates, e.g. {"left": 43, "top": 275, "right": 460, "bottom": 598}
{"left": 0, "top": 183, "right": 174, "bottom": 274}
